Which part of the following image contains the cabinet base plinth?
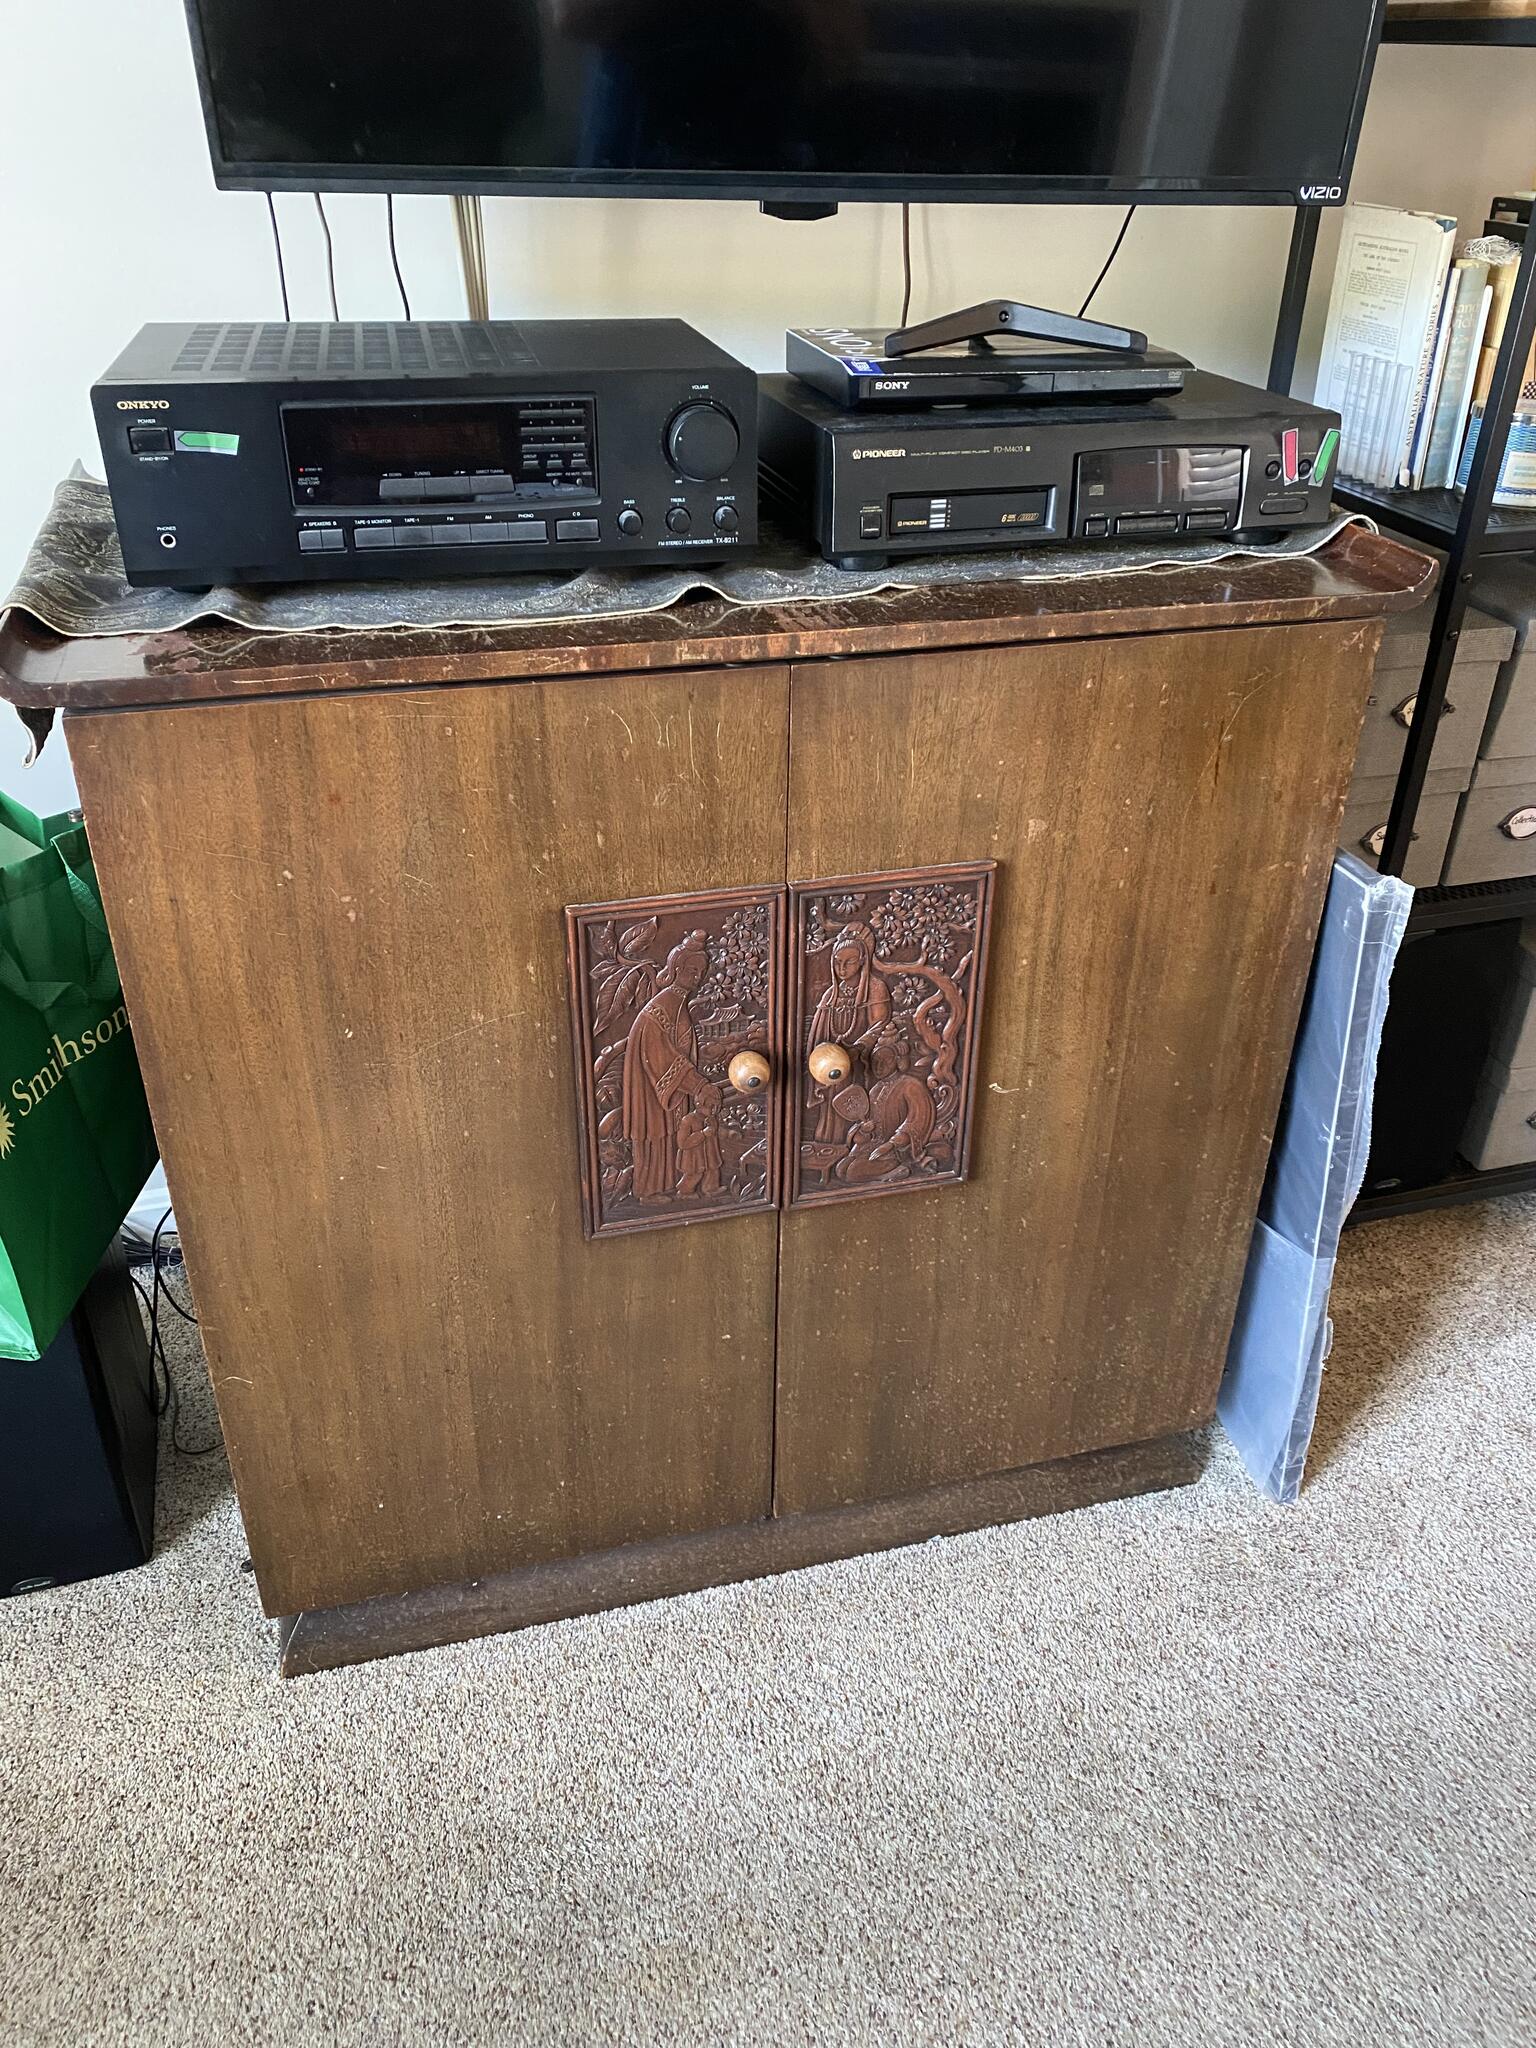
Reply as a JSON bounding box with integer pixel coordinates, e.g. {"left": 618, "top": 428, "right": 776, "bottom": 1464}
{"left": 277, "top": 1431, "right": 1206, "bottom": 1677}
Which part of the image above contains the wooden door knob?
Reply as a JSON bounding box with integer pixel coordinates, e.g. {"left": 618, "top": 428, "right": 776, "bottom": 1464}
{"left": 808, "top": 1042, "right": 853, "bottom": 1087}
{"left": 728, "top": 1050, "right": 772, "bottom": 1095}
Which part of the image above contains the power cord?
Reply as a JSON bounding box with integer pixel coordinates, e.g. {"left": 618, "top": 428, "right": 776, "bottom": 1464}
{"left": 264, "top": 192, "right": 291, "bottom": 320}
{"left": 1078, "top": 204, "right": 1137, "bottom": 318}
{"left": 314, "top": 193, "right": 340, "bottom": 320}
{"left": 127, "top": 1207, "right": 220, "bottom": 1457}
{"left": 900, "top": 202, "right": 914, "bottom": 326}
{"left": 386, "top": 194, "right": 412, "bottom": 320}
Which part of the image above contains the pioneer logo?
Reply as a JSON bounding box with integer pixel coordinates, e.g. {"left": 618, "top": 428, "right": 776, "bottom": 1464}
{"left": 115, "top": 399, "right": 170, "bottom": 411}
{"left": 1299, "top": 185, "right": 1343, "bottom": 203}
{"left": 852, "top": 446, "right": 907, "bottom": 460}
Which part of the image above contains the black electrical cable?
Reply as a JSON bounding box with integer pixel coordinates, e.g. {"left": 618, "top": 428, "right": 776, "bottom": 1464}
{"left": 386, "top": 194, "right": 412, "bottom": 320}
{"left": 129, "top": 1208, "right": 219, "bottom": 1457}
{"left": 1078, "top": 204, "right": 1137, "bottom": 319}
{"left": 314, "top": 193, "right": 340, "bottom": 320}
{"left": 265, "top": 192, "right": 291, "bottom": 321}
{"left": 900, "top": 203, "right": 913, "bottom": 328}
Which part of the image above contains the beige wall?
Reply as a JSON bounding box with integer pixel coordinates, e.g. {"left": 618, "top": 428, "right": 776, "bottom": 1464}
{"left": 474, "top": 197, "right": 1300, "bottom": 392}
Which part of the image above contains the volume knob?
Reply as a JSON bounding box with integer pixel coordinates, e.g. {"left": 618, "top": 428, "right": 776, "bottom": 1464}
{"left": 665, "top": 403, "right": 740, "bottom": 482}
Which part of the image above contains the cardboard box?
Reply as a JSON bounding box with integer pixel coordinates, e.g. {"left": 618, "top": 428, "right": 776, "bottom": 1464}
{"left": 1489, "top": 921, "right": 1536, "bottom": 1072}
{"left": 1351, "top": 604, "right": 1512, "bottom": 784}
{"left": 1339, "top": 767, "right": 1465, "bottom": 888}
{"left": 1462, "top": 1051, "right": 1536, "bottom": 1172}
{"left": 1466, "top": 557, "right": 1536, "bottom": 761}
{"left": 1443, "top": 755, "right": 1536, "bottom": 884}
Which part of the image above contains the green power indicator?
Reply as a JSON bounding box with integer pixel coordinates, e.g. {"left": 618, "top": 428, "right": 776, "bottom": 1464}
{"left": 173, "top": 430, "right": 240, "bottom": 456}
{"left": 1313, "top": 427, "right": 1340, "bottom": 487}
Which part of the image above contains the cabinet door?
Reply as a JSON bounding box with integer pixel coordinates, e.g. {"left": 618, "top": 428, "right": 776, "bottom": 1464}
{"left": 69, "top": 665, "right": 789, "bottom": 1615}
{"left": 775, "top": 623, "right": 1371, "bottom": 1514}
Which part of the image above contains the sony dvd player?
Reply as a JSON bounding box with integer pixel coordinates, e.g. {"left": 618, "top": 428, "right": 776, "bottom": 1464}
{"left": 788, "top": 325, "right": 1190, "bottom": 410}
{"left": 93, "top": 320, "right": 756, "bottom": 587}
{"left": 759, "top": 372, "right": 1342, "bottom": 568}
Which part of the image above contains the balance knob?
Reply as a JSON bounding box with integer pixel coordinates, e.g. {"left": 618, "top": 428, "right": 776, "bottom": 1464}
{"left": 665, "top": 403, "right": 740, "bottom": 481}
{"left": 808, "top": 1043, "right": 852, "bottom": 1087}
{"left": 728, "top": 1050, "right": 771, "bottom": 1095}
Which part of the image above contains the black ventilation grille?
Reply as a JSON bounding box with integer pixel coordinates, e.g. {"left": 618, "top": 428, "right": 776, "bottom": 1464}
{"left": 170, "top": 323, "right": 535, "bottom": 376}
{"left": 1409, "top": 872, "right": 1536, "bottom": 931}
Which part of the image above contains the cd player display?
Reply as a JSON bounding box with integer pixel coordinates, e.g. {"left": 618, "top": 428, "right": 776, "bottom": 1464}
{"left": 888, "top": 488, "right": 1051, "bottom": 539}
{"left": 284, "top": 397, "right": 599, "bottom": 507}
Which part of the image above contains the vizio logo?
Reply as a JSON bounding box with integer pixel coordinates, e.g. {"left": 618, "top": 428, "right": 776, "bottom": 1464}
{"left": 1299, "top": 185, "right": 1344, "bottom": 203}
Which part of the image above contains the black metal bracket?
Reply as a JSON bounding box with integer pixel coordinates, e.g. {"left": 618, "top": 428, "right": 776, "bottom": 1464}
{"left": 1268, "top": 208, "right": 1322, "bottom": 395}
{"left": 759, "top": 201, "right": 839, "bottom": 222}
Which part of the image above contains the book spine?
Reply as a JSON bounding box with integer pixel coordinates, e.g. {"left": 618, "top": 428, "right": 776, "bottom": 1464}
{"left": 1395, "top": 230, "right": 1458, "bottom": 487}
{"left": 1410, "top": 273, "right": 1461, "bottom": 488}
{"left": 1437, "top": 281, "right": 1494, "bottom": 489}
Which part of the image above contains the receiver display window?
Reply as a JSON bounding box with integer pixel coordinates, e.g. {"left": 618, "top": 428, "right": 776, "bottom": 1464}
{"left": 283, "top": 400, "right": 598, "bottom": 506}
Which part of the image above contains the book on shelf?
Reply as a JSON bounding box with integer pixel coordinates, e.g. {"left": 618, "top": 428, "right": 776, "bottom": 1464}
{"left": 1315, "top": 204, "right": 1458, "bottom": 491}
{"left": 1422, "top": 260, "right": 1493, "bottom": 488}
{"left": 1406, "top": 270, "right": 1459, "bottom": 487}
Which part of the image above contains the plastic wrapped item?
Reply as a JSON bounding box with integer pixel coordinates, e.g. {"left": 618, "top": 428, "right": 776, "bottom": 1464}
{"left": 1219, "top": 853, "right": 1412, "bottom": 1502}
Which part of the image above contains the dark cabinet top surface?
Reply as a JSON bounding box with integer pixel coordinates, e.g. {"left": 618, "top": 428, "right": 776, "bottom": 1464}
{"left": 0, "top": 523, "right": 1432, "bottom": 714}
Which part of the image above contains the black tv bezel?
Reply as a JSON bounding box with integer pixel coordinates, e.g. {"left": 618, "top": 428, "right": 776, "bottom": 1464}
{"left": 181, "top": 0, "right": 1385, "bottom": 211}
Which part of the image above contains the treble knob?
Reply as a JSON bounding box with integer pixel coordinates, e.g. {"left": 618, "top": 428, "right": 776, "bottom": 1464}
{"left": 728, "top": 1050, "right": 772, "bottom": 1095}
{"left": 808, "top": 1042, "right": 852, "bottom": 1087}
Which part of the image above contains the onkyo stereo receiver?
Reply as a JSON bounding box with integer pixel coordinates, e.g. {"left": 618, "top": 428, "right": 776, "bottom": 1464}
{"left": 93, "top": 321, "right": 757, "bottom": 587}
{"left": 759, "top": 372, "right": 1342, "bottom": 568}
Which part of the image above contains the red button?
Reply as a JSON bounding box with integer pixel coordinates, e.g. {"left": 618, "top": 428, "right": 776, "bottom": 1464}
{"left": 1281, "top": 428, "right": 1301, "bottom": 487}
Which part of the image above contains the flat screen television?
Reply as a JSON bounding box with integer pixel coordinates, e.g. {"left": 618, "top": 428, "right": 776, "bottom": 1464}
{"left": 183, "top": 0, "right": 1385, "bottom": 209}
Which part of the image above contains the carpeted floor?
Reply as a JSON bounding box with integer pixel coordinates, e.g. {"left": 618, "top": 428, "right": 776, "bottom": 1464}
{"left": 2, "top": 1200, "right": 1534, "bottom": 2048}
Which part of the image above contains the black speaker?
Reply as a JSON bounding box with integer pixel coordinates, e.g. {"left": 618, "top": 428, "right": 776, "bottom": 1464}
{"left": 0, "top": 1239, "right": 156, "bottom": 1596}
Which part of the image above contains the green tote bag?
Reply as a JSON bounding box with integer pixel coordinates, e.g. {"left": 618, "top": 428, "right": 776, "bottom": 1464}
{"left": 0, "top": 791, "right": 158, "bottom": 1360}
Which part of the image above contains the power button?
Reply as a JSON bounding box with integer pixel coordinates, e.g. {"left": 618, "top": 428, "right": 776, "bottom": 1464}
{"left": 127, "top": 424, "right": 171, "bottom": 456}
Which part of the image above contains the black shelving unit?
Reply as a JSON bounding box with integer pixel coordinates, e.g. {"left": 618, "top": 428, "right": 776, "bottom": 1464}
{"left": 1408, "top": 874, "right": 1536, "bottom": 929}
{"left": 1382, "top": 12, "right": 1536, "bottom": 46}
{"left": 1268, "top": 12, "right": 1536, "bottom": 1218}
{"left": 1328, "top": 481, "right": 1536, "bottom": 555}
{"left": 1351, "top": 1155, "right": 1536, "bottom": 1220}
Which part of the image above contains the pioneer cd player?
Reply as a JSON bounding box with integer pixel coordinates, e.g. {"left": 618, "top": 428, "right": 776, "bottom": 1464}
{"left": 93, "top": 320, "right": 756, "bottom": 587}
{"left": 759, "top": 372, "right": 1342, "bottom": 568}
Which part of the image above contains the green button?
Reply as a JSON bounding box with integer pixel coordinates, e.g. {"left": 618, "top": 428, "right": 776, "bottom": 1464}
{"left": 173, "top": 430, "right": 240, "bottom": 456}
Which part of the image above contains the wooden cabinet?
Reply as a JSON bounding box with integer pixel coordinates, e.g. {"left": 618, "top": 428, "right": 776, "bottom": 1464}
{"left": 0, "top": 528, "right": 1431, "bottom": 1671}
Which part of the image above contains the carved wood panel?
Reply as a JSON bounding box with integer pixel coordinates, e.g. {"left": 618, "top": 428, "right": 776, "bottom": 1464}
{"left": 566, "top": 887, "right": 786, "bottom": 1238}
{"left": 787, "top": 864, "right": 995, "bottom": 1209}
